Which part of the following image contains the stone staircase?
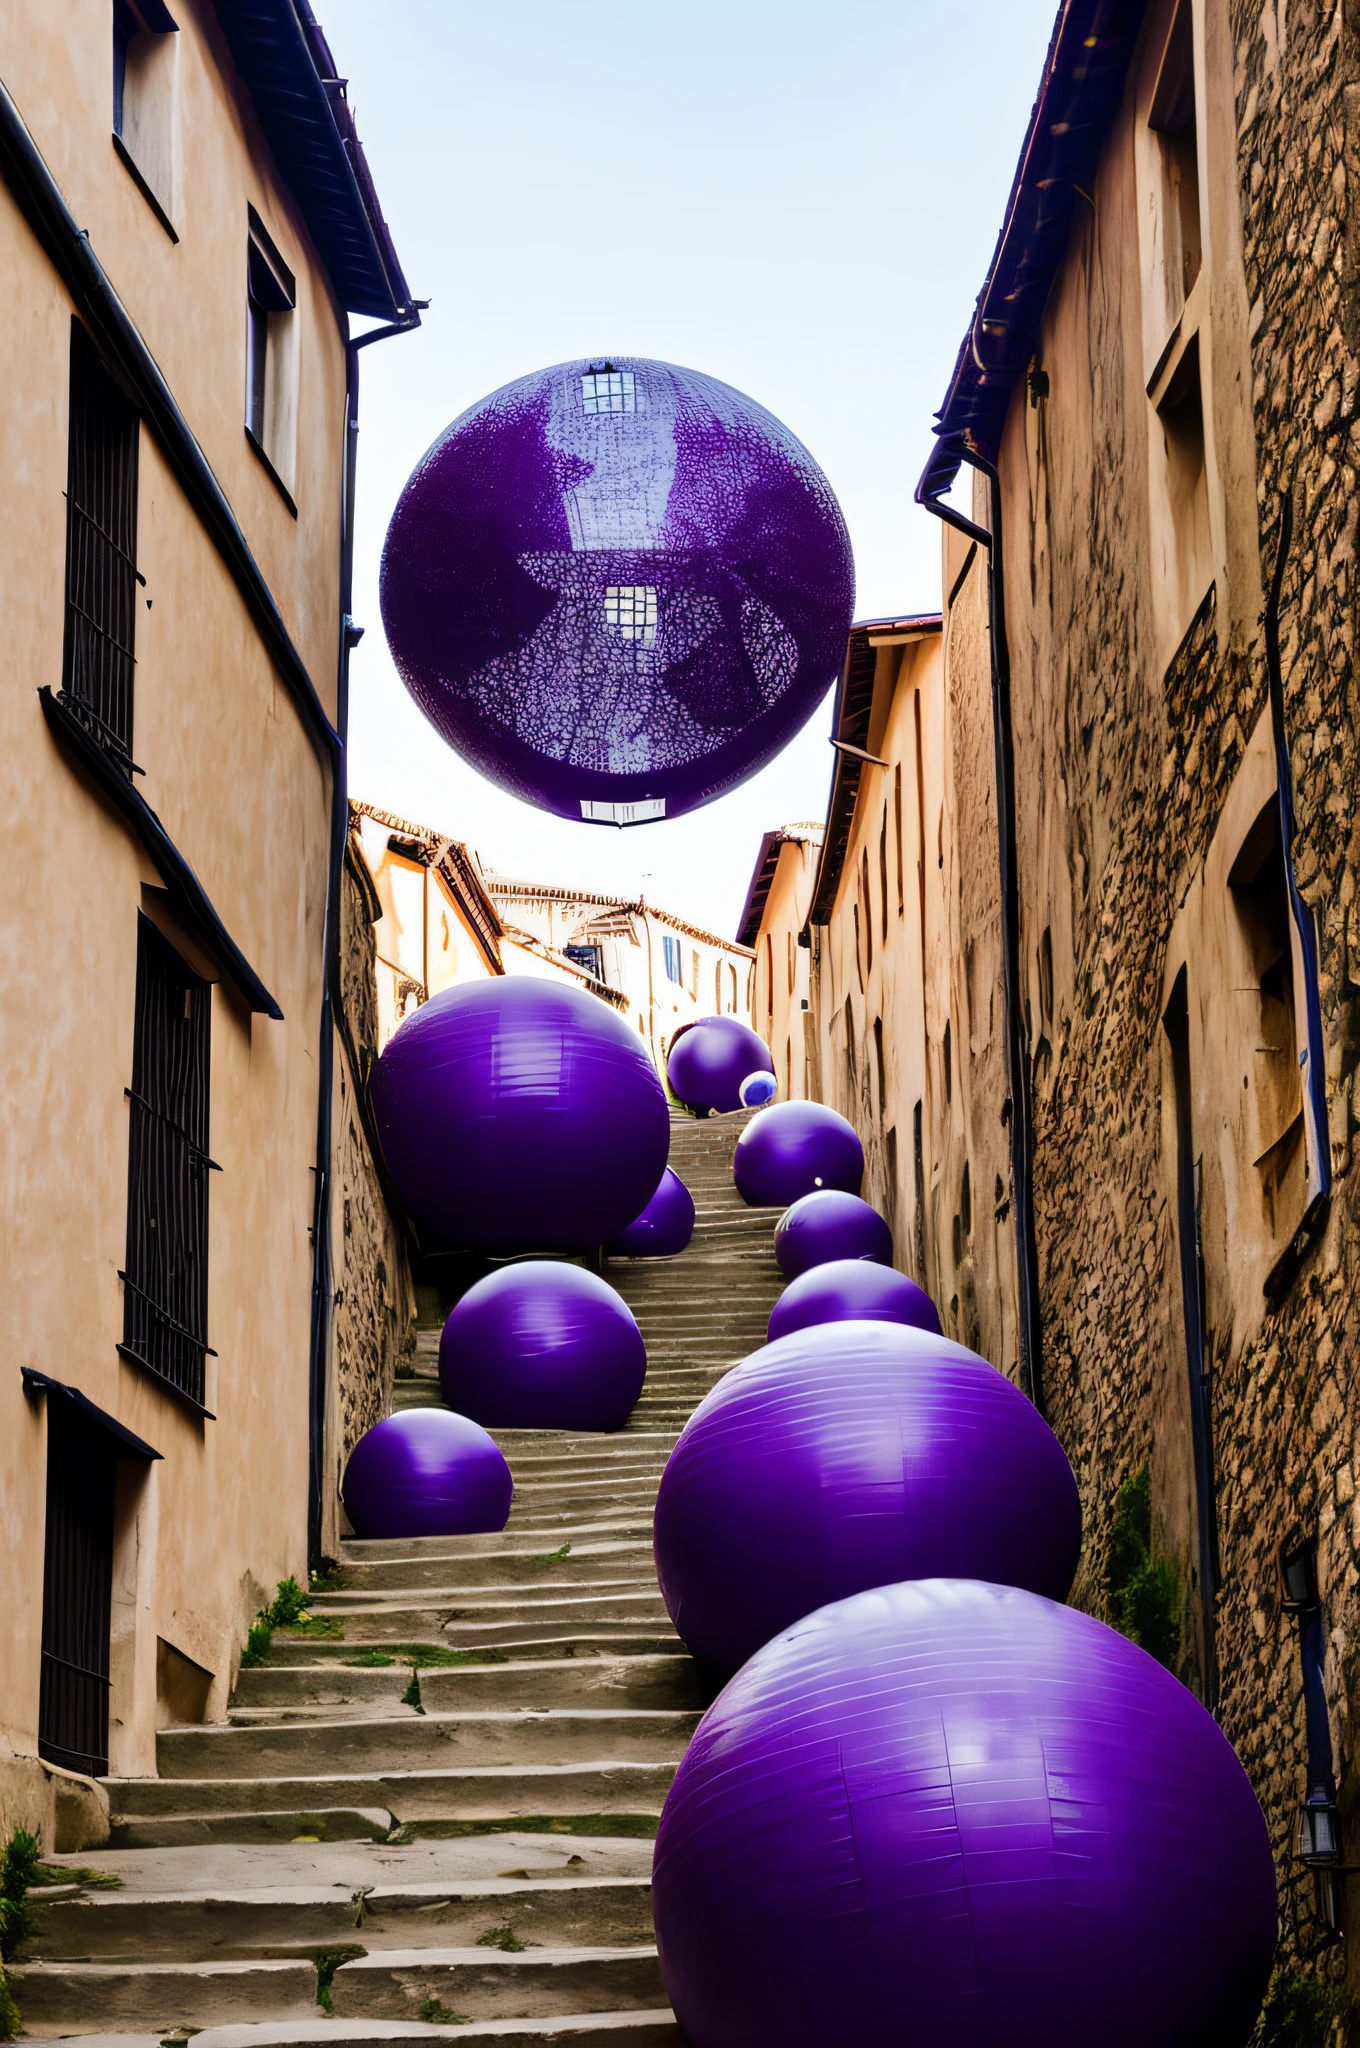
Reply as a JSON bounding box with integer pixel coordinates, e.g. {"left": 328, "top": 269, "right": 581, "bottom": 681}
{"left": 15, "top": 1109, "right": 783, "bottom": 2047}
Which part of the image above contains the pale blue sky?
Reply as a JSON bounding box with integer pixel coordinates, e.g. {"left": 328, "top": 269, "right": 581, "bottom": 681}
{"left": 324, "top": 0, "right": 1056, "bottom": 936}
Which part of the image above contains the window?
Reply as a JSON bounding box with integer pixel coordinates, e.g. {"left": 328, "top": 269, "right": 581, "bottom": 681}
{"left": 566, "top": 942, "right": 604, "bottom": 982}
{"left": 1147, "top": 0, "right": 1201, "bottom": 319}
{"left": 894, "top": 763, "right": 905, "bottom": 916}
{"left": 765, "top": 933, "right": 774, "bottom": 1018}
{"left": 63, "top": 322, "right": 140, "bottom": 773}
{"left": 39, "top": 1402, "right": 116, "bottom": 1778}
{"left": 113, "top": 0, "right": 179, "bottom": 235}
{"left": 1229, "top": 800, "right": 1304, "bottom": 1233}
{"left": 245, "top": 208, "right": 298, "bottom": 500}
{"left": 862, "top": 849, "right": 873, "bottom": 974}
{"left": 662, "top": 933, "right": 683, "bottom": 985}
{"left": 120, "top": 916, "right": 216, "bottom": 1411}
{"left": 880, "top": 805, "right": 889, "bottom": 943}
{"left": 874, "top": 1016, "right": 886, "bottom": 1117}
{"left": 603, "top": 585, "right": 657, "bottom": 645}
{"left": 1154, "top": 333, "right": 1213, "bottom": 636}
{"left": 582, "top": 367, "right": 635, "bottom": 414}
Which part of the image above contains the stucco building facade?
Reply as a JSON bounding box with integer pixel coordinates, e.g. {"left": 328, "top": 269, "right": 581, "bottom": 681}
{"left": 0, "top": 0, "right": 413, "bottom": 1838}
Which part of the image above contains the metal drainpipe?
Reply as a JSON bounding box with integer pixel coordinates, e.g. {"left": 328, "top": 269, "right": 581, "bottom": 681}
{"left": 919, "top": 458, "right": 1044, "bottom": 1413}
{"left": 307, "top": 308, "right": 421, "bottom": 1569}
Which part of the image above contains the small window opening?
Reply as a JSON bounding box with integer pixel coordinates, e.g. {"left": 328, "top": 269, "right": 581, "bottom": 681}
{"left": 873, "top": 1016, "right": 886, "bottom": 1117}
{"left": 63, "top": 322, "right": 140, "bottom": 773}
{"left": 662, "top": 933, "right": 684, "bottom": 986}
{"left": 565, "top": 942, "right": 603, "bottom": 982}
{"left": 1156, "top": 332, "right": 1213, "bottom": 626}
{"left": 943, "top": 1017, "right": 952, "bottom": 1104}
{"left": 603, "top": 585, "right": 657, "bottom": 644}
{"left": 245, "top": 208, "right": 298, "bottom": 497}
{"left": 121, "top": 915, "right": 215, "bottom": 1412}
{"left": 113, "top": 0, "right": 178, "bottom": 231}
{"left": 961, "top": 1159, "right": 972, "bottom": 1236}
{"left": 894, "top": 763, "right": 905, "bottom": 916}
{"left": 1148, "top": 0, "right": 1202, "bottom": 311}
{"left": 862, "top": 849, "right": 873, "bottom": 975}
{"left": 1039, "top": 926, "right": 1054, "bottom": 1025}
{"left": 1229, "top": 798, "right": 1303, "bottom": 1225}
{"left": 912, "top": 1100, "right": 927, "bottom": 1281}
{"left": 879, "top": 805, "right": 889, "bottom": 944}
{"left": 844, "top": 997, "right": 857, "bottom": 1093}
{"left": 582, "top": 366, "right": 635, "bottom": 414}
{"left": 765, "top": 933, "right": 774, "bottom": 1018}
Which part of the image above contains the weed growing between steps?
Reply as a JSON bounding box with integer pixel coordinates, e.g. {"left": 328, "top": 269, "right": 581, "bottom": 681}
{"left": 477, "top": 1925, "right": 535, "bottom": 1951}
{"left": 28, "top": 1862, "right": 121, "bottom": 1888}
{"left": 310, "top": 1943, "right": 367, "bottom": 2013}
{"left": 343, "top": 1646, "right": 509, "bottom": 1670}
{"left": 391, "top": 1814, "right": 660, "bottom": 1841}
{"left": 0, "top": 1828, "right": 41, "bottom": 2042}
{"left": 401, "top": 1669, "right": 426, "bottom": 1714}
{"left": 241, "top": 1577, "right": 344, "bottom": 1667}
{"left": 419, "top": 1996, "right": 471, "bottom": 2024}
{"left": 533, "top": 1543, "right": 573, "bottom": 1567}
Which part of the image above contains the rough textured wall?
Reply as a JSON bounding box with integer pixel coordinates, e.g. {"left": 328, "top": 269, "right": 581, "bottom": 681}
{"left": 967, "top": 0, "right": 1360, "bottom": 1973}
{"left": 324, "top": 840, "right": 415, "bottom": 1550}
{"left": 1226, "top": 0, "right": 1360, "bottom": 1973}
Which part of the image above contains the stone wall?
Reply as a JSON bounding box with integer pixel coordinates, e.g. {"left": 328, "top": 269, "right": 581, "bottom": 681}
{"left": 322, "top": 836, "right": 415, "bottom": 1553}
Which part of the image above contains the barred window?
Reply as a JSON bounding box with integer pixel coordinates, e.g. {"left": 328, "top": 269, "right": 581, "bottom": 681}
{"left": 63, "top": 322, "right": 140, "bottom": 773}
{"left": 120, "top": 916, "right": 217, "bottom": 1412}
{"left": 604, "top": 585, "right": 657, "bottom": 644}
{"left": 663, "top": 933, "right": 683, "bottom": 985}
{"left": 582, "top": 368, "right": 635, "bottom": 415}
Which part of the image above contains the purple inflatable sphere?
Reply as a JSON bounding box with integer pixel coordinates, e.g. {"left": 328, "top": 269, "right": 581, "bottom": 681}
{"left": 342, "top": 1410, "right": 512, "bottom": 1540}
{"left": 732, "top": 1101, "right": 862, "bottom": 1207}
{"left": 607, "top": 1167, "right": 695, "bottom": 1258}
{"left": 653, "top": 1321, "right": 1081, "bottom": 1673}
{"left": 380, "top": 358, "right": 855, "bottom": 824}
{"left": 668, "top": 1018, "right": 774, "bottom": 1116}
{"left": 370, "top": 978, "right": 669, "bottom": 1254}
{"left": 774, "top": 1189, "right": 890, "bottom": 1277}
{"left": 439, "top": 1262, "right": 646, "bottom": 1432}
{"left": 653, "top": 1580, "right": 1277, "bottom": 2048}
{"left": 767, "top": 1257, "right": 940, "bottom": 1341}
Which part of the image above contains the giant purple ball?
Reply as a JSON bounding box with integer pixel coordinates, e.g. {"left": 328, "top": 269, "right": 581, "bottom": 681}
{"left": 342, "top": 1410, "right": 512, "bottom": 1540}
{"left": 438, "top": 1262, "right": 646, "bottom": 1432}
{"left": 767, "top": 1257, "right": 941, "bottom": 1342}
{"left": 370, "top": 978, "right": 670, "bottom": 1255}
{"left": 653, "top": 1578, "right": 1277, "bottom": 2048}
{"left": 379, "top": 358, "right": 855, "bottom": 824}
{"left": 607, "top": 1167, "right": 696, "bottom": 1258}
{"left": 667, "top": 1017, "right": 774, "bottom": 1115}
{"left": 774, "top": 1189, "right": 891, "bottom": 1276}
{"left": 653, "top": 1321, "right": 1082, "bottom": 1673}
{"left": 732, "top": 1101, "right": 862, "bottom": 1207}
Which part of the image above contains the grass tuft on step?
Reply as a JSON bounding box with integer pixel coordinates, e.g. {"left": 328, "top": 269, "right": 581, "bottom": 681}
{"left": 418, "top": 1996, "right": 470, "bottom": 2024}
{"left": 310, "top": 1943, "right": 367, "bottom": 2014}
{"left": 344, "top": 1645, "right": 509, "bottom": 1670}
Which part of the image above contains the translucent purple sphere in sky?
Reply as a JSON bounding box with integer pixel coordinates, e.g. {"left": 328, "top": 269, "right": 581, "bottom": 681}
{"left": 380, "top": 358, "right": 855, "bottom": 824}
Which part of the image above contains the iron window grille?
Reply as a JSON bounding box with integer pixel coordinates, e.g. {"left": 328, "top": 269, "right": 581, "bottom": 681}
{"left": 120, "top": 915, "right": 219, "bottom": 1411}
{"left": 38, "top": 1401, "right": 116, "bottom": 1779}
{"left": 662, "top": 933, "right": 684, "bottom": 985}
{"left": 582, "top": 367, "right": 635, "bottom": 415}
{"left": 62, "top": 322, "right": 142, "bottom": 775}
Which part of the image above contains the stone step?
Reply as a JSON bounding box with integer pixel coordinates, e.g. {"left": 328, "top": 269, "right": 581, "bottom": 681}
{"left": 329, "top": 1945, "right": 664, "bottom": 2023}
{"left": 106, "top": 1808, "right": 397, "bottom": 1849}
{"left": 232, "top": 1658, "right": 707, "bottom": 1716}
{"left": 158, "top": 1711, "right": 699, "bottom": 1779}
{"left": 324, "top": 1546, "right": 656, "bottom": 1593}
{"left": 310, "top": 1572, "right": 660, "bottom": 1608}
{"left": 24, "top": 1877, "right": 654, "bottom": 1962}
{"left": 309, "top": 1594, "right": 671, "bottom": 1637}
{"left": 8, "top": 1956, "right": 319, "bottom": 2033}
{"left": 108, "top": 1759, "right": 677, "bottom": 1824}
{"left": 336, "top": 1520, "right": 654, "bottom": 1564}
{"left": 189, "top": 2013, "right": 679, "bottom": 2047}
{"left": 277, "top": 1632, "right": 681, "bottom": 1665}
